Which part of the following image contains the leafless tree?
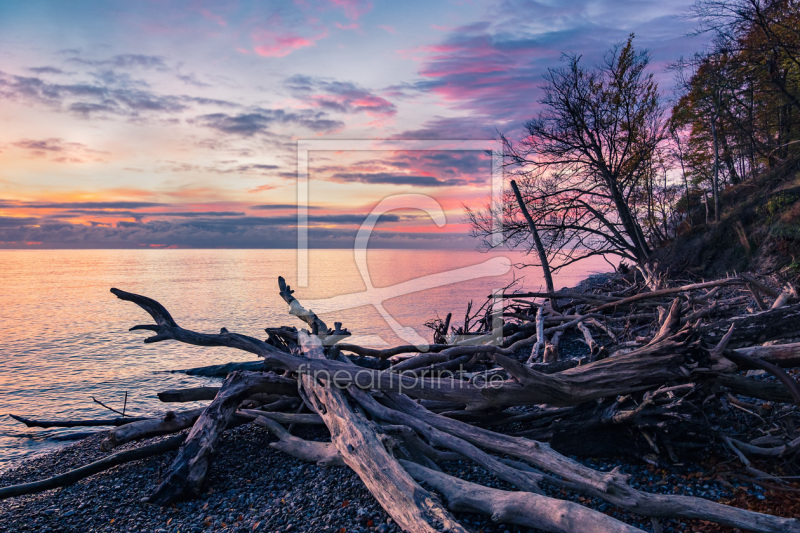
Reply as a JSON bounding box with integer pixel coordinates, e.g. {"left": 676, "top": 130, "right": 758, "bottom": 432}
{"left": 468, "top": 36, "right": 665, "bottom": 269}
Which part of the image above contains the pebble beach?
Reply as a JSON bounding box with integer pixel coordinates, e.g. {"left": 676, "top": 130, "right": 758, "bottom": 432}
{"left": 1, "top": 420, "right": 795, "bottom": 533}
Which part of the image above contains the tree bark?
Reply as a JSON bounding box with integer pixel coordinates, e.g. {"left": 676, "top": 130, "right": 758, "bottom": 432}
{"left": 297, "top": 332, "right": 468, "bottom": 533}
{"left": 699, "top": 303, "right": 800, "bottom": 347}
{"left": 101, "top": 407, "right": 206, "bottom": 451}
{"left": 510, "top": 180, "right": 556, "bottom": 296}
{"left": 402, "top": 461, "right": 643, "bottom": 533}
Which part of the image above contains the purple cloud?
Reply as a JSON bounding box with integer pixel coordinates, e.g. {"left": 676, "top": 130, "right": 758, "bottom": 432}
{"left": 286, "top": 75, "right": 397, "bottom": 118}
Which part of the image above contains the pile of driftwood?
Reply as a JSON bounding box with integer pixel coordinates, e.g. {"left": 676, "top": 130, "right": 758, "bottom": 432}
{"left": 4, "top": 272, "right": 800, "bottom": 532}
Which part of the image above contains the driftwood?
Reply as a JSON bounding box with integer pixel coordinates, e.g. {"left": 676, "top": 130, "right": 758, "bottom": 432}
{"left": 281, "top": 284, "right": 468, "bottom": 532}
{"left": 0, "top": 434, "right": 186, "bottom": 500}
{"left": 525, "top": 306, "right": 546, "bottom": 364}
{"left": 101, "top": 407, "right": 206, "bottom": 450}
{"left": 5, "top": 271, "right": 800, "bottom": 532}
{"left": 386, "top": 393, "right": 800, "bottom": 532}
{"left": 588, "top": 277, "right": 747, "bottom": 313}
{"left": 169, "top": 360, "right": 265, "bottom": 377}
{"left": 157, "top": 387, "right": 221, "bottom": 403}
{"left": 254, "top": 416, "right": 342, "bottom": 466}
{"left": 698, "top": 303, "right": 800, "bottom": 347}
{"left": 402, "top": 461, "right": 642, "bottom": 533}
{"left": 8, "top": 414, "right": 147, "bottom": 428}
{"left": 148, "top": 371, "right": 292, "bottom": 504}
{"left": 732, "top": 341, "right": 800, "bottom": 367}
{"left": 718, "top": 373, "right": 796, "bottom": 403}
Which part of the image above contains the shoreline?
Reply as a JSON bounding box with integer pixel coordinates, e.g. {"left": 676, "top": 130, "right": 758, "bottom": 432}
{"left": 0, "top": 252, "right": 608, "bottom": 472}
{"left": 0, "top": 414, "right": 788, "bottom": 533}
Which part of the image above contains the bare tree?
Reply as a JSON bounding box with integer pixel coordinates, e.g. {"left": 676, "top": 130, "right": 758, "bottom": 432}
{"left": 468, "top": 35, "right": 664, "bottom": 269}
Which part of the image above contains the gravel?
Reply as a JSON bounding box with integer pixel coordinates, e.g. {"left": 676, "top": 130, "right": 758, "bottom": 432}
{"left": 0, "top": 424, "right": 402, "bottom": 533}
{"left": 1, "top": 421, "right": 790, "bottom": 532}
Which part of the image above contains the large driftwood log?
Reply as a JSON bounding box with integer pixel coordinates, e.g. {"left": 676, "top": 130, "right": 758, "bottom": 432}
{"left": 114, "top": 287, "right": 748, "bottom": 412}
{"left": 296, "top": 332, "right": 467, "bottom": 533}
{"left": 111, "top": 287, "right": 697, "bottom": 411}
{"left": 699, "top": 303, "right": 800, "bottom": 347}
{"left": 148, "top": 371, "right": 291, "bottom": 505}
{"left": 101, "top": 407, "right": 206, "bottom": 451}
{"left": 402, "top": 461, "right": 643, "bottom": 533}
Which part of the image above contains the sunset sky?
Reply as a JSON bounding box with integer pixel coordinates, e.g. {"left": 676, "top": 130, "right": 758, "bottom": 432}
{"left": 0, "top": 0, "right": 705, "bottom": 249}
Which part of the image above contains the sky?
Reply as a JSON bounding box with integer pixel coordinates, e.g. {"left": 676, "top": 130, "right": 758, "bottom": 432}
{"left": 0, "top": 0, "right": 707, "bottom": 249}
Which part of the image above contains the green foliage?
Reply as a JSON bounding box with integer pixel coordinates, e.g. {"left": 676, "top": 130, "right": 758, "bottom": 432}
{"left": 760, "top": 191, "right": 800, "bottom": 225}
{"left": 785, "top": 256, "right": 800, "bottom": 274}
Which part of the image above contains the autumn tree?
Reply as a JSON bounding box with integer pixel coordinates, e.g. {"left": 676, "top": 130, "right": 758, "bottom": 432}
{"left": 688, "top": 0, "right": 800, "bottom": 167}
{"left": 671, "top": 53, "right": 735, "bottom": 221}
{"left": 666, "top": 0, "right": 800, "bottom": 224}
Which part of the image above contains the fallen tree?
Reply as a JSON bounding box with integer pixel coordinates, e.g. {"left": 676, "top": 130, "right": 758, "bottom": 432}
{"left": 3, "top": 272, "right": 800, "bottom": 532}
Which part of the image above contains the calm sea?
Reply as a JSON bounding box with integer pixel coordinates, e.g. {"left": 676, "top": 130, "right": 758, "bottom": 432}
{"left": 0, "top": 249, "right": 610, "bottom": 469}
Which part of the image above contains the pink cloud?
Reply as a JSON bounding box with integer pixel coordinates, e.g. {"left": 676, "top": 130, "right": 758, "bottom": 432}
{"left": 199, "top": 9, "right": 227, "bottom": 27}
{"left": 252, "top": 30, "right": 327, "bottom": 57}
{"left": 287, "top": 75, "right": 397, "bottom": 119}
{"left": 310, "top": 93, "right": 396, "bottom": 118}
{"left": 422, "top": 61, "right": 504, "bottom": 77}
{"left": 399, "top": 30, "right": 559, "bottom": 125}
{"left": 378, "top": 24, "right": 397, "bottom": 34}
{"left": 395, "top": 43, "right": 460, "bottom": 62}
